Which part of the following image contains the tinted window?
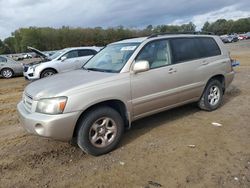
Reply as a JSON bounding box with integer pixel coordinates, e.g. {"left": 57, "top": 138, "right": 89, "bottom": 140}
{"left": 0, "top": 56, "right": 7, "bottom": 63}
{"left": 196, "top": 38, "right": 221, "bottom": 57}
{"left": 64, "top": 50, "right": 78, "bottom": 59}
{"left": 136, "top": 40, "right": 172, "bottom": 69}
{"left": 170, "top": 38, "right": 201, "bottom": 63}
{"left": 170, "top": 37, "right": 221, "bottom": 63}
{"left": 78, "top": 49, "right": 97, "bottom": 57}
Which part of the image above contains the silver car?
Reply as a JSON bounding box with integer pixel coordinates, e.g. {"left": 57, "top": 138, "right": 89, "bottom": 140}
{"left": 17, "top": 34, "right": 235, "bottom": 156}
{"left": 0, "top": 55, "right": 23, "bottom": 78}
{"left": 23, "top": 46, "right": 101, "bottom": 80}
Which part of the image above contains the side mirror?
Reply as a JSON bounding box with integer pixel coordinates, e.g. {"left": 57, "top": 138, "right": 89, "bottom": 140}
{"left": 132, "top": 60, "right": 150, "bottom": 74}
{"left": 61, "top": 56, "right": 67, "bottom": 61}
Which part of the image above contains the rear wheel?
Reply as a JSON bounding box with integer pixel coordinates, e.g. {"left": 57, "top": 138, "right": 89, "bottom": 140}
{"left": 77, "top": 106, "right": 124, "bottom": 156}
{"left": 40, "top": 69, "right": 56, "bottom": 78}
{"left": 198, "top": 79, "right": 223, "bottom": 111}
{"left": 1, "top": 68, "right": 14, "bottom": 78}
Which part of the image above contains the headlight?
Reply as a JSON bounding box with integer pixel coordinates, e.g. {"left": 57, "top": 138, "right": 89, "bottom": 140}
{"left": 30, "top": 64, "right": 40, "bottom": 71}
{"left": 32, "top": 65, "right": 39, "bottom": 71}
{"left": 36, "top": 97, "right": 67, "bottom": 114}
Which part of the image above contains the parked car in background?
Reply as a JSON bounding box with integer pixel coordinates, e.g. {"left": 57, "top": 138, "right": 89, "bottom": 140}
{"left": 238, "top": 34, "right": 248, "bottom": 40}
{"left": 44, "top": 51, "right": 57, "bottom": 57}
{"left": 18, "top": 34, "right": 235, "bottom": 155}
{"left": 23, "top": 46, "right": 101, "bottom": 80}
{"left": 229, "top": 34, "right": 239, "bottom": 42}
{"left": 16, "top": 53, "right": 33, "bottom": 61}
{"left": 220, "top": 35, "right": 233, "bottom": 43}
{"left": 246, "top": 32, "right": 250, "bottom": 39}
{"left": 220, "top": 34, "right": 238, "bottom": 43}
{"left": 23, "top": 53, "right": 33, "bottom": 59}
{"left": 0, "top": 55, "right": 23, "bottom": 78}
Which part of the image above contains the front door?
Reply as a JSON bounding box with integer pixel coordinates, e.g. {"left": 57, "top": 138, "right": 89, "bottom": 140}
{"left": 59, "top": 50, "right": 79, "bottom": 72}
{"left": 131, "top": 39, "right": 180, "bottom": 119}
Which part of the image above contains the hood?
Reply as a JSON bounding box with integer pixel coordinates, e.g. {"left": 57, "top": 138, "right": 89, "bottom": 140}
{"left": 27, "top": 46, "right": 48, "bottom": 59}
{"left": 25, "top": 70, "right": 117, "bottom": 100}
{"left": 25, "top": 59, "right": 49, "bottom": 66}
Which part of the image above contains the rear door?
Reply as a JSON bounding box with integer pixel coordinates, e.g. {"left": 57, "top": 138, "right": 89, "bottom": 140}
{"left": 168, "top": 37, "right": 222, "bottom": 103}
{"left": 168, "top": 37, "right": 205, "bottom": 103}
{"left": 76, "top": 49, "right": 97, "bottom": 68}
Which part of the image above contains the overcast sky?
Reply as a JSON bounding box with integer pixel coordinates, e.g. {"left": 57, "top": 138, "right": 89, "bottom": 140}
{"left": 0, "top": 0, "right": 250, "bottom": 39}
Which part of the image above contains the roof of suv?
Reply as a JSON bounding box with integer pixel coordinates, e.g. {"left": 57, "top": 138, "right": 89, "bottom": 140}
{"left": 112, "top": 37, "right": 148, "bottom": 44}
{"left": 63, "top": 46, "right": 102, "bottom": 51}
{"left": 113, "top": 34, "right": 217, "bottom": 45}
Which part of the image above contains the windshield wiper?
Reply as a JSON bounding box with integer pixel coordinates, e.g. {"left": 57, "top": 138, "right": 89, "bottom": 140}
{"left": 83, "top": 67, "right": 117, "bottom": 73}
{"left": 83, "top": 67, "right": 101, "bottom": 72}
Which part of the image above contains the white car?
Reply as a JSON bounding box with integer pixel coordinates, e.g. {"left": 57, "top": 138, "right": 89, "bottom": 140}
{"left": 23, "top": 53, "right": 33, "bottom": 59}
{"left": 23, "top": 46, "right": 101, "bottom": 80}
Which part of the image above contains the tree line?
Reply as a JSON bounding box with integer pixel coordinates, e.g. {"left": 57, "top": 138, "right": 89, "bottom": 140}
{"left": 0, "top": 17, "right": 249, "bottom": 54}
{"left": 202, "top": 17, "right": 250, "bottom": 35}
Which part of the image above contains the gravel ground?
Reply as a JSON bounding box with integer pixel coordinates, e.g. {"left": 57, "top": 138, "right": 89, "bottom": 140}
{"left": 0, "top": 40, "right": 249, "bottom": 188}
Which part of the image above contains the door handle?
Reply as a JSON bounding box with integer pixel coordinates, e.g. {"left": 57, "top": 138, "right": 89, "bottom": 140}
{"left": 168, "top": 68, "right": 177, "bottom": 74}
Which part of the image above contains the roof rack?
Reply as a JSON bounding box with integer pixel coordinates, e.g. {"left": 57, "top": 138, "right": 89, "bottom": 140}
{"left": 148, "top": 31, "right": 215, "bottom": 38}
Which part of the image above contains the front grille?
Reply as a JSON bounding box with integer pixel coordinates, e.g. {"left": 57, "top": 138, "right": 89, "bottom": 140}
{"left": 24, "top": 66, "right": 29, "bottom": 72}
{"left": 23, "top": 93, "right": 33, "bottom": 112}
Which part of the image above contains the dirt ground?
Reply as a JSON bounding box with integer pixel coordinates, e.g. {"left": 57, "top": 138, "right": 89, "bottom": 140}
{"left": 0, "top": 40, "right": 250, "bottom": 188}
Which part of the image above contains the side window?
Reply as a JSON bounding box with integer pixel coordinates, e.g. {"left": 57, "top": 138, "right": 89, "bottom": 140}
{"left": 0, "top": 56, "right": 7, "bottom": 63}
{"left": 78, "top": 50, "right": 97, "bottom": 57}
{"left": 136, "top": 40, "right": 172, "bottom": 69}
{"left": 196, "top": 38, "right": 221, "bottom": 57}
{"left": 64, "top": 50, "right": 78, "bottom": 59}
{"left": 170, "top": 38, "right": 201, "bottom": 63}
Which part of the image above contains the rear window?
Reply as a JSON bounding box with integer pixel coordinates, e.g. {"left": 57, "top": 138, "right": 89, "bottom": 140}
{"left": 170, "top": 38, "right": 201, "bottom": 63}
{"left": 170, "top": 37, "right": 221, "bottom": 64}
{"left": 0, "top": 56, "right": 7, "bottom": 62}
{"left": 78, "top": 49, "right": 97, "bottom": 57}
{"left": 196, "top": 37, "right": 221, "bottom": 58}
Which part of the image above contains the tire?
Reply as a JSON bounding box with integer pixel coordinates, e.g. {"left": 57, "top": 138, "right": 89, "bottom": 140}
{"left": 198, "top": 79, "right": 223, "bottom": 111}
{"left": 40, "top": 69, "right": 56, "bottom": 78}
{"left": 1, "top": 68, "right": 14, "bottom": 79}
{"left": 77, "top": 106, "right": 124, "bottom": 156}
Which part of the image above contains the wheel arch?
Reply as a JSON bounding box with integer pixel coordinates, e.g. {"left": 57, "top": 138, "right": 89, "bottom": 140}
{"left": 207, "top": 74, "right": 225, "bottom": 93}
{"left": 0, "top": 67, "right": 14, "bottom": 76}
{"left": 72, "top": 99, "right": 130, "bottom": 139}
{"left": 40, "top": 67, "right": 58, "bottom": 78}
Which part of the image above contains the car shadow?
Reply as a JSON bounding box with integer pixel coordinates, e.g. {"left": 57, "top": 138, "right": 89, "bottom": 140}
{"left": 121, "top": 104, "right": 199, "bottom": 147}
{"left": 120, "top": 85, "right": 241, "bottom": 148}
{"left": 223, "top": 84, "right": 241, "bottom": 105}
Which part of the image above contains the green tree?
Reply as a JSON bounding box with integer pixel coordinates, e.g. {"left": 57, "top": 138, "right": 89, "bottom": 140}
{"left": 202, "top": 21, "right": 210, "bottom": 32}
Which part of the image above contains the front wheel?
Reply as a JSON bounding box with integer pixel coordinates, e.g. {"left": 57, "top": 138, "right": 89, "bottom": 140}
{"left": 198, "top": 79, "right": 223, "bottom": 111}
{"left": 77, "top": 106, "right": 124, "bottom": 156}
{"left": 40, "top": 69, "right": 56, "bottom": 78}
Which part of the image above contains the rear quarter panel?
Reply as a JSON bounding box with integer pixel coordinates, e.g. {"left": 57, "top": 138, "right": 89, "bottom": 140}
{"left": 198, "top": 36, "right": 232, "bottom": 93}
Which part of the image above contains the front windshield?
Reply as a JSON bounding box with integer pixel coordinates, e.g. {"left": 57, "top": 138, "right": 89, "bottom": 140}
{"left": 83, "top": 43, "right": 140, "bottom": 73}
{"left": 49, "top": 49, "right": 68, "bottom": 60}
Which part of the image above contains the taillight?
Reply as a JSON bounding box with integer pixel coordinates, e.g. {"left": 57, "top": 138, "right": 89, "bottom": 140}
{"left": 228, "top": 51, "right": 234, "bottom": 71}
{"left": 230, "top": 58, "right": 234, "bottom": 71}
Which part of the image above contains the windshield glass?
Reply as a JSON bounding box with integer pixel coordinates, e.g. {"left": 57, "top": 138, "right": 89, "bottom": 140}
{"left": 49, "top": 49, "right": 68, "bottom": 60}
{"left": 83, "top": 43, "right": 140, "bottom": 73}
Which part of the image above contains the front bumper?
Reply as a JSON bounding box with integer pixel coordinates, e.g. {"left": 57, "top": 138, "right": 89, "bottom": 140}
{"left": 17, "top": 102, "right": 80, "bottom": 141}
{"left": 23, "top": 67, "right": 40, "bottom": 80}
